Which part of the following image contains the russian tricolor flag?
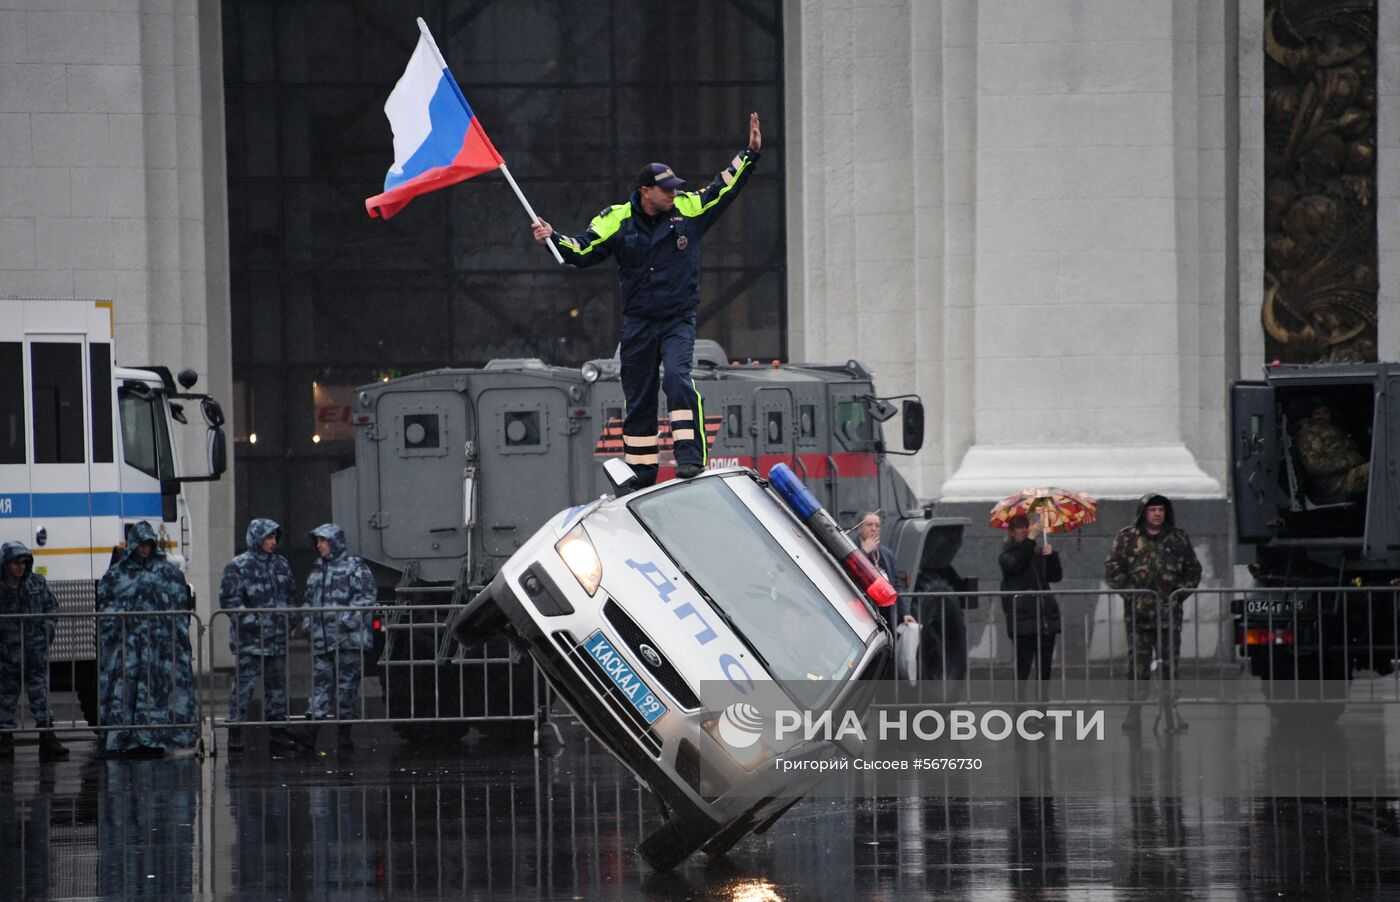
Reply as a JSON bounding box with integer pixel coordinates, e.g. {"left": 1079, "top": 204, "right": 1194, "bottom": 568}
{"left": 365, "top": 22, "right": 505, "bottom": 220}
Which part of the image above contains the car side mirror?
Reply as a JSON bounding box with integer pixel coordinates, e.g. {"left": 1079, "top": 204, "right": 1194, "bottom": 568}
{"left": 602, "top": 458, "right": 635, "bottom": 493}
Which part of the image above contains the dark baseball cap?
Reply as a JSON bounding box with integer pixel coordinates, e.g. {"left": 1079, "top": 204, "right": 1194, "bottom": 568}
{"left": 636, "top": 162, "right": 686, "bottom": 190}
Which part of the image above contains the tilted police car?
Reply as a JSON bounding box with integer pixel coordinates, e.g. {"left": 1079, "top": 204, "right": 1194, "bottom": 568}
{"left": 449, "top": 461, "right": 897, "bottom": 869}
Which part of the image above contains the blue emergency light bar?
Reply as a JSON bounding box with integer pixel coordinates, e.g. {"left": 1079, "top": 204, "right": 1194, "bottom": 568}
{"left": 768, "top": 463, "right": 821, "bottom": 519}
{"left": 767, "top": 463, "right": 898, "bottom": 609}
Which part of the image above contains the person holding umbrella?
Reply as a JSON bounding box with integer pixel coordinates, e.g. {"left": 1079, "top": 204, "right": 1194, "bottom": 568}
{"left": 997, "top": 514, "right": 1062, "bottom": 702}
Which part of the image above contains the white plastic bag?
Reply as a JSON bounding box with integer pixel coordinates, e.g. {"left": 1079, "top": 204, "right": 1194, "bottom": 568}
{"left": 896, "top": 622, "right": 920, "bottom": 686}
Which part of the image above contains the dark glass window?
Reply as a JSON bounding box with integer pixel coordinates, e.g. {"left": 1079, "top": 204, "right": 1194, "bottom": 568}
{"left": 766, "top": 410, "right": 784, "bottom": 443}
{"left": 31, "top": 343, "right": 85, "bottom": 464}
{"left": 0, "top": 342, "right": 23, "bottom": 464}
{"left": 504, "top": 411, "right": 541, "bottom": 446}
{"left": 403, "top": 413, "right": 440, "bottom": 450}
{"left": 119, "top": 388, "right": 174, "bottom": 481}
{"left": 90, "top": 344, "right": 113, "bottom": 463}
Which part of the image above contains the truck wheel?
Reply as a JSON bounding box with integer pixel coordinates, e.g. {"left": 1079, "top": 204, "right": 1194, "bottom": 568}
{"left": 1259, "top": 654, "right": 1347, "bottom": 725}
{"left": 638, "top": 818, "right": 709, "bottom": 871}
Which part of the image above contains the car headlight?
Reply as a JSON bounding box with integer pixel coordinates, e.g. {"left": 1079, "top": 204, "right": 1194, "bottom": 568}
{"left": 555, "top": 523, "right": 602, "bottom": 596}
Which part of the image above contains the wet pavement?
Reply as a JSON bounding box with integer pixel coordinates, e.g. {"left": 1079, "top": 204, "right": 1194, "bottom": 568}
{"left": 3, "top": 705, "right": 1400, "bottom": 900}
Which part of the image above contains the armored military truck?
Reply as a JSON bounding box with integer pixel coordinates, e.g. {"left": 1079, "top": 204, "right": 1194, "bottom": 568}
{"left": 331, "top": 341, "right": 970, "bottom": 740}
{"left": 1231, "top": 362, "right": 1400, "bottom": 714}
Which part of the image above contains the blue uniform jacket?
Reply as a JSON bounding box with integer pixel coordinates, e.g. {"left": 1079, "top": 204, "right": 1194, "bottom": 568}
{"left": 219, "top": 518, "right": 296, "bottom": 655}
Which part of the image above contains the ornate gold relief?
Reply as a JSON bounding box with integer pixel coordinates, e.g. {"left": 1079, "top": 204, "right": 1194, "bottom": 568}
{"left": 1262, "top": 0, "right": 1377, "bottom": 363}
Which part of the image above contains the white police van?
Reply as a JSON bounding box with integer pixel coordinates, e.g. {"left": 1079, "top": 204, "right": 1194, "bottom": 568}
{"left": 450, "top": 459, "right": 897, "bottom": 869}
{"left": 0, "top": 299, "right": 226, "bottom": 722}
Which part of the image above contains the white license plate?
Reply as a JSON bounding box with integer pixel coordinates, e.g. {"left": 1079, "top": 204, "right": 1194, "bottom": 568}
{"left": 583, "top": 631, "right": 667, "bottom": 725}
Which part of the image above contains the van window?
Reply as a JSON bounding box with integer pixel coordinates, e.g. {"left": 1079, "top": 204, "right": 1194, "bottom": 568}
{"left": 31, "top": 342, "right": 85, "bottom": 464}
{"left": 0, "top": 342, "right": 23, "bottom": 464}
{"left": 90, "top": 344, "right": 113, "bottom": 463}
{"left": 120, "top": 387, "right": 174, "bottom": 481}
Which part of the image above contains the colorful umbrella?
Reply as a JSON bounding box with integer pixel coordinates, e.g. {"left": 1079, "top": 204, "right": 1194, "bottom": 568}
{"left": 989, "top": 488, "right": 1098, "bottom": 548}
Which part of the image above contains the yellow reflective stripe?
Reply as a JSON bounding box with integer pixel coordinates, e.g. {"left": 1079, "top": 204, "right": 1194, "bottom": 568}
{"left": 624, "top": 452, "right": 660, "bottom": 466}
{"left": 674, "top": 153, "right": 753, "bottom": 218}
{"left": 564, "top": 204, "right": 630, "bottom": 257}
{"left": 32, "top": 540, "right": 177, "bottom": 556}
{"left": 693, "top": 378, "right": 708, "bottom": 465}
{"left": 672, "top": 428, "right": 695, "bottom": 441}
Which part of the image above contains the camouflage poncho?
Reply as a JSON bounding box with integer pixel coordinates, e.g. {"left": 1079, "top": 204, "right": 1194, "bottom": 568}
{"left": 1104, "top": 494, "right": 1202, "bottom": 631}
{"left": 96, "top": 520, "right": 197, "bottom": 751}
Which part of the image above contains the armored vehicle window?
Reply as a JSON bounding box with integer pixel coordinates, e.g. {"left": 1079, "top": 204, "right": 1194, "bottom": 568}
{"left": 605, "top": 406, "right": 623, "bottom": 425}
{"left": 835, "top": 400, "right": 872, "bottom": 446}
{"left": 504, "top": 410, "right": 541, "bottom": 446}
{"left": 0, "top": 343, "right": 23, "bottom": 464}
{"left": 799, "top": 404, "right": 816, "bottom": 440}
{"left": 766, "top": 410, "right": 784, "bottom": 443}
{"left": 30, "top": 342, "right": 85, "bottom": 464}
{"left": 90, "top": 344, "right": 113, "bottom": 463}
{"left": 403, "top": 413, "right": 440, "bottom": 450}
{"left": 726, "top": 405, "right": 743, "bottom": 438}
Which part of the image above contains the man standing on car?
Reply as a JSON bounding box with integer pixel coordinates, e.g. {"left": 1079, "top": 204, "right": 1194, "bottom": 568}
{"left": 1104, "top": 494, "right": 1202, "bottom": 730}
{"left": 533, "top": 113, "right": 763, "bottom": 495}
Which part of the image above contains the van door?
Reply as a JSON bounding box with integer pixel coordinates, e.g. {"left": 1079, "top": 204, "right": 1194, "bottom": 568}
{"left": 1231, "top": 381, "right": 1285, "bottom": 542}
{"left": 755, "top": 388, "right": 795, "bottom": 478}
{"left": 0, "top": 341, "right": 29, "bottom": 553}
{"left": 27, "top": 337, "right": 92, "bottom": 580}
{"left": 479, "top": 387, "right": 571, "bottom": 557}
{"left": 1366, "top": 374, "right": 1400, "bottom": 557}
{"left": 376, "top": 390, "right": 470, "bottom": 560}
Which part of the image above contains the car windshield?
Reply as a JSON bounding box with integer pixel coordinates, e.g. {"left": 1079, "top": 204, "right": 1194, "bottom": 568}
{"left": 630, "top": 477, "right": 865, "bottom": 709}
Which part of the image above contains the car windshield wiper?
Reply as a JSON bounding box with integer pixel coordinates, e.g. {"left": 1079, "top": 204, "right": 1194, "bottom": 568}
{"left": 677, "top": 569, "right": 774, "bottom": 674}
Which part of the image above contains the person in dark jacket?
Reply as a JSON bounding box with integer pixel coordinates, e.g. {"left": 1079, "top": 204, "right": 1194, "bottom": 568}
{"left": 96, "top": 520, "right": 197, "bottom": 757}
{"left": 856, "top": 513, "right": 915, "bottom": 633}
{"left": 0, "top": 541, "right": 68, "bottom": 760}
{"left": 533, "top": 114, "right": 762, "bottom": 494}
{"left": 219, "top": 518, "right": 301, "bottom": 755}
{"left": 998, "top": 514, "right": 1062, "bottom": 700}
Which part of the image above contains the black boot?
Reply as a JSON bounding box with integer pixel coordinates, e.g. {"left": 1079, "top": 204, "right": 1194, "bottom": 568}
{"left": 337, "top": 725, "right": 355, "bottom": 753}
{"left": 38, "top": 732, "right": 69, "bottom": 762}
{"left": 0, "top": 732, "right": 13, "bottom": 757}
{"left": 1121, "top": 704, "right": 1142, "bottom": 732}
{"left": 225, "top": 726, "right": 244, "bottom": 753}
{"left": 268, "top": 727, "right": 302, "bottom": 756}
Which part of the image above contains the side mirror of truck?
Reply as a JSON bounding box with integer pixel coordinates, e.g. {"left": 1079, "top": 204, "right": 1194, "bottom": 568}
{"left": 208, "top": 427, "right": 227, "bottom": 478}
{"left": 902, "top": 400, "right": 924, "bottom": 453}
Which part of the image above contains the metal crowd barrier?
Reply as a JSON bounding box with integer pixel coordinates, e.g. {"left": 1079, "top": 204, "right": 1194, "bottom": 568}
{"left": 894, "top": 585, "right": 1400, "bottom": 710}
{"left": 0, "top": 610, "right": 206, "bottom": 748}
{"left": 206, "top": 604, "right": 546, "bottom": 754}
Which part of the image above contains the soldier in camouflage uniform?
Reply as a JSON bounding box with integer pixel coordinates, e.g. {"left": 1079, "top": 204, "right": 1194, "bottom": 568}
{"left": 1104, "top": 494, "right": 1202, "bottom": 731}
{"left": 96, "top": 520, "right": 197, "bottom": 757}
{"left": 301, "top": 523, "right": 376, "bottom": 752}
{"left": 219, "top": 518, "right": 302, "bottom": 755}
{"left": 1293, "top": 401, "right": 1370, "bottom": 499}
{"left": 0, "top": 541, "right": 68, "bottom": 760}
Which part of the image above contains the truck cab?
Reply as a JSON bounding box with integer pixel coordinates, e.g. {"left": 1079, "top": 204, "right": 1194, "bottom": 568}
{"left": 1230, "top": 363, "right": 1400, "bottom": 708}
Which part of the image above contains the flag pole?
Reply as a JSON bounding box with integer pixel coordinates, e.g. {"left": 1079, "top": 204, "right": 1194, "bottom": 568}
{"left": 415, "top": 18, "right": 565, "bottom": 265}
